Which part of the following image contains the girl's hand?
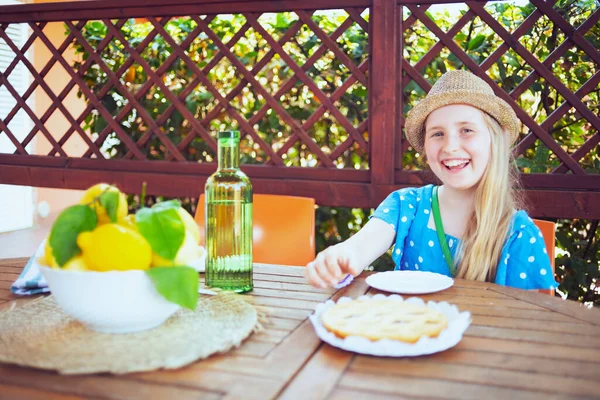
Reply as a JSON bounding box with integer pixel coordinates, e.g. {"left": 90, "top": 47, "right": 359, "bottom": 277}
{"left": 304, "top": 218, "right": 396, "bottom": 289}
{"left": 304, "top": 244, "right": 362, "bottom": 289}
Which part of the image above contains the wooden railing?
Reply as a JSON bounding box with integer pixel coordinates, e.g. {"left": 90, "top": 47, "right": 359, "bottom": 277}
{"left": 0, "top": 0, "right": 598, "bottom": 218}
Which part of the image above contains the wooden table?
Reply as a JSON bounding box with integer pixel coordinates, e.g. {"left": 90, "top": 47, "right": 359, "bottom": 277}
{"left": 1, "top": 258, "right": 600, "bottom": 400}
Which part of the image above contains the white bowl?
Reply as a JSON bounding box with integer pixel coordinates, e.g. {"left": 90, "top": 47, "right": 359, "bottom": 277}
{"left": 40, "top": 266, "right": 180, "bottom": 334}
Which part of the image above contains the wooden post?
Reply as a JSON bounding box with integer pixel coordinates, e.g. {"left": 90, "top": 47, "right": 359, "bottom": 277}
{"left": 396, "top": 5, "right": 404, "bottom": 171}
{"left": 369, "top": 0, "right": 399, "bottom": 190}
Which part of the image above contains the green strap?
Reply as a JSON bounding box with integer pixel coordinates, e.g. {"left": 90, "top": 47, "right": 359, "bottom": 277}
{"left": 432, "top": 186, "right": 457, "bottom": 277}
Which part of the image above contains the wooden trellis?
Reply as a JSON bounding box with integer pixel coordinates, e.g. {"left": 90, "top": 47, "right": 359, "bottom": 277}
{"left": 0, "top": 0, "right": 598, "bottom": 218}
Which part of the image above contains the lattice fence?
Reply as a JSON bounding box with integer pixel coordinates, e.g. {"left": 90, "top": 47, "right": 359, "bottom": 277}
{"left": 399, "top": 0, "right": 600, "bottom": 179}
{"left": 0, "top": 0, "right": 598, "bottom": 217}
{"left": 0, "top": 8, "right": 369, "bottom": 162}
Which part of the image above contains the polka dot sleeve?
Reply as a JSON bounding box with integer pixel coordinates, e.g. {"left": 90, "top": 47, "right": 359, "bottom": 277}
{"left": 502, "top": 216, "right": 558, "bottom": 290}
{"left": 371, "top": 188, "right": 419, "bottom": 266}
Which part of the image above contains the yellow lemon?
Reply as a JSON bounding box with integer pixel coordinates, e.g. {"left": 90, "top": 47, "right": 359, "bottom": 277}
{"left": 177, "top": 208, "right": 200, "bottom": 243}
{"left": 79, "top": 183, "right": 128, "bottom": 225}
{"left": 42, "top": 239, "right": 59, "bottom": 269}
{"left": 62, "top": 256, "right": 88, "bottom": 271}
{"left": 152, "top": 231, "right": 203, "bottom": 267}
{"left": 77, "top": 224, "right": 152, "bottom": 272}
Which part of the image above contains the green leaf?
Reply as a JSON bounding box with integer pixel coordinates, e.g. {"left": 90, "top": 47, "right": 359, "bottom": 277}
{"left": 467, "top": 35, "right": 486, "bottom": 51}
{"left": 197, "top": 91, "right": 213, "bottom": 101}
{"left": 497, "top": 60, "right": 507, "bottom": 83}
{"left": 94, "top": 116, "right": 107, "bottom": 134}
{"left": 101, "top": 94, "right": 118, "bottom": 114}
{"left": 556, "top": 231, "right": 574, "bottom": 250}
{"left": 49, "top": 205, "right": 98, "bottom": 266}
{"left": 352, "top": 86, "right": 367, "bottom": 97}
{"left": 275, "top": 13, "right": 289, "bottom": 29}
{"left": 89, "top": 21, "right": 105, "bottom": 32}
{"left": 135, "top": 204, "right": 184, "bottom": 260}
{"left": 146, "top": 266, "right": 198, "bottom": 310}
{"left": 170, "top": 110, "right": 183, "bottom": 129}
{"left": 99, "top": 191, "right": 120, "bottom": 223}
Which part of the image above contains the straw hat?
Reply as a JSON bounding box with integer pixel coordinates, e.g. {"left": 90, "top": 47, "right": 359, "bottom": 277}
{"left": 404, "top": 70, "right": 520, "bottom": 153}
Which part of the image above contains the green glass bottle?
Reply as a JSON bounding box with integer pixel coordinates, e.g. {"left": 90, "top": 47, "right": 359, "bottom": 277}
{"left": 205, "top": 131, "right": 253, "bottom": 292}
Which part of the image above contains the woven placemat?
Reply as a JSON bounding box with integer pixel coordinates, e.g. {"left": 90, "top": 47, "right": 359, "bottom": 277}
{"left": 0, "top": 293, "right": 257, "bottom": 375}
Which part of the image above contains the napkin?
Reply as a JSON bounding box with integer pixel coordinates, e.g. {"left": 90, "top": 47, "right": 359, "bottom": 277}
{"left": 334, "top": 274, "right": 354, "bottom": 289}
{"left": 10, "top": 241, "right": 49, "bottom": 296}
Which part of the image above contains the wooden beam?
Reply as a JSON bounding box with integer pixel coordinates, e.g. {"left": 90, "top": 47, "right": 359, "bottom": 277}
{"left": 0, "top": 0, "right": 371, "bottom": 22}
{"left": 369, "top": 0, "right": 398, "bottom": 185}
{"left": 394, "top": 171, "right": 600, "bottom": 191}
{"left": 0, "top": 154, "right": 370, "bottom": 183}
{"left": 1, "top": 163, "right": 599, "bottom": 218}
{"left": 0, "top": 0, "right": 489, "bottom": 19}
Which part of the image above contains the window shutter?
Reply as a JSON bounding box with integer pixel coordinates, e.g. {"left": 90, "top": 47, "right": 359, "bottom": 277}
{"left": 0, "top": 0, "right": 34, "bottom": 233}
{"left": 1, "top": 1, "right": 30, "bottom": 151}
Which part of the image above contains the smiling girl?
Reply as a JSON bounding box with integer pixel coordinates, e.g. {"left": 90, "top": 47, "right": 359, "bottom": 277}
{"left": 305, "top": 70, "right": 557, "bottom": 291}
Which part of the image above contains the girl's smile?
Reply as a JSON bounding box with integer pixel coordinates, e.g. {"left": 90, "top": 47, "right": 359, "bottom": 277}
{"left": 441, "top": 158, "right": 470, "bottom": 170}
{"left": 424, "top": 104, "right": 492, "bottom": 192}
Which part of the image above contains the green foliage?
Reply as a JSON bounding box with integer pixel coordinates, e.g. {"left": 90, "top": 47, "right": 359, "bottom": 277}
{"left": 402, "top": 1, "right": 599, "bottom": 175}
{"left": 73, "top": 4, "right": 598, "bottom": 304}
{"left": 72, "top": 13, "right": 369, "bottom": 167}
{"left": 555, "top": 219, "right": 599, "bottom": 306}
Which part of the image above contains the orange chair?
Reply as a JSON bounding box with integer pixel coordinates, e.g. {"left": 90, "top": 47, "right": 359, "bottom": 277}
{"left": 195, "top": 193, "right": 316, "bottom": 266}
{"left": 532, "top": 219, "right": 556, "bottom": 296}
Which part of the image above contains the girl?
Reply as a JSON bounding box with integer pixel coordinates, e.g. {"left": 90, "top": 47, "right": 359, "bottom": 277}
{"left": 305, "top": 70, "right": 557, "bottom": 291}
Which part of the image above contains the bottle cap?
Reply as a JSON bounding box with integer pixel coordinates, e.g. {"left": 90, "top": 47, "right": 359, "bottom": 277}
{"left": 218, "top": 131, "right": 240, "bottom": 139}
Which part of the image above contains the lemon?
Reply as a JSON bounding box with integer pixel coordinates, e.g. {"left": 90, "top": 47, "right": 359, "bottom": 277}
{"left": 79, "top": 183, "right": 128, "bottom": 225}
{"left": 62, "top": 256, "right": 88, "bottom": 271}
{"left": 117, "top": 214, "right": 137, "bottom": 231}
{"left": 77, "top": 224, "right": 152, "bottom": 272}
{"left": 152, "top": 231, "right": 203, "bottom": 267}
{"left": 177, "top": 208, "right": 200, "bottom": 243}
{"left": 42, "top": 239, "right": 59, "bottom": 269}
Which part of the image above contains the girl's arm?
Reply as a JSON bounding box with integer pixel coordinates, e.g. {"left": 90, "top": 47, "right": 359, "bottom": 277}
{"left": 304, "top": 218, "right": 395, "bottom": 288}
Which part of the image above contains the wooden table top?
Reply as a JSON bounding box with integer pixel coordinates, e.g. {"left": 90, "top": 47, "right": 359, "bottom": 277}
{"left": 1, "top": 257, "right": 600, "bottom": 400}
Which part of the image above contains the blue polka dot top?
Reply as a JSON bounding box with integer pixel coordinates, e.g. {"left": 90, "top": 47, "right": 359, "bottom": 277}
{"left": 372, "top": 184, "right": 558, "bottom": 290}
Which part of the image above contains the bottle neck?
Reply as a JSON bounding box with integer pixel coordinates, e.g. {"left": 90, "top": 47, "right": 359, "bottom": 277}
{"left": 217, "top": 138, "right": 240, "bottom": 170}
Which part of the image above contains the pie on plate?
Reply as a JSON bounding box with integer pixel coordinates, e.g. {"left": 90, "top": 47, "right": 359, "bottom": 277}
{"left": 321, "top": 298, "right": 448, "bottom": 343}
{"left": 309, "top": 295, "right": 471, "bottom": 357}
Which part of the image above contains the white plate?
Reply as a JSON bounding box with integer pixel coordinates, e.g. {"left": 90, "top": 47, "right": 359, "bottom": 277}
{"left": 366, "top": 270, "right": 453, "bottom": 294}
{"left": 309, "top": 294, "right": 471, "bottom": 357}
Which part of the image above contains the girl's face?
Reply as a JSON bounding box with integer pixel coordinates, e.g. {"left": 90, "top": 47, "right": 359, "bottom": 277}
{"left": 424, "top": 104, "right": 492, "bottom": 192}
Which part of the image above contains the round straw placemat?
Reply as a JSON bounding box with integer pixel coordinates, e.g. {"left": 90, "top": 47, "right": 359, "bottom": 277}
{"left": 0, "top": 293, "right": 257, "bottom": 375}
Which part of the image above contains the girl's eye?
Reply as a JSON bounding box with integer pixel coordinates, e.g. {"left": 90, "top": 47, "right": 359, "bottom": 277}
{"left": 431, "top": 132, "right": 443, "bottom": 138}
{"left": 462, "top": 128, "right": 474, "bottom": 134}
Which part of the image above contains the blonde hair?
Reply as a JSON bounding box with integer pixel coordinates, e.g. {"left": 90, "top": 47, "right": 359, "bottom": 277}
{"left": 455, "top": 112, "right": 522, "bottom": 281}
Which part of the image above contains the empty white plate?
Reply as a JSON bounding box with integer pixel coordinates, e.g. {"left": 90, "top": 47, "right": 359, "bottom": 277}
{"left": 366, "top": 270, "right": 453, "bottom": 294}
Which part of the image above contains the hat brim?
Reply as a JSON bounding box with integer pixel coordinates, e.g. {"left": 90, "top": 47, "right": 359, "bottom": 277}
{"left": 404, "top": 91, "right": 520, "bottom": 153}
